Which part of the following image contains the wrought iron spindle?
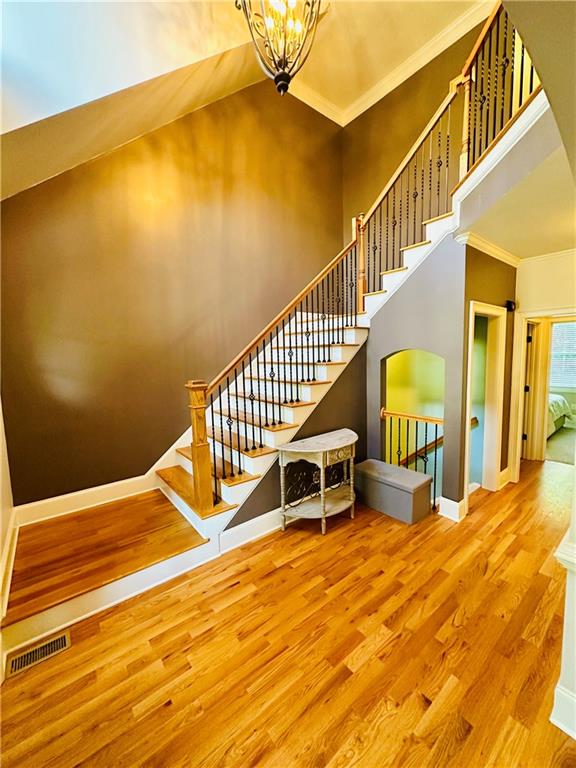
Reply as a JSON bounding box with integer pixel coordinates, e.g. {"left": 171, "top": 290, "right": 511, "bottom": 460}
{"left": 321, "top": 278, "right": 327, "bottom": 363}
{"left": 218, "top": 384, "right": 227, "bottom": 479}
{"left": 226, "top": 376, "right": 235, "bottom": 475}
{"left": 233, "top": 370, "right": 243, "bottom": 475}
{"left": 353, "top": 245, "right": 358, "bottom": 325}
{"left": 239, "top": 364, "right": 248, "bottom": 454}
{"left": 432, "top": 424, "right": 439, "bottom": 509}
{"left": 261, "top": 341, "right": 269, "bottom": 428}
{"left": 248, "top": 352, "right": 257, "bottom": 450}
{"left": 268, "top": 331, "right": 277, "bottom": 426}
{"left": 397, "top": 418, "right": 402, "bottom": 466}
{"left": 305, "top": 293, "right": 311, "bottom": 382}
{"left": 445, "top": 106, "right": 451, "bottom": 212}
{"left": 389, "top": 416, "right": 393, "bottom": 464}
{"left": 275, "top": 328, "right": 284, "bottom": 423}
{"left": 493, "top": 13, "right": 500, "bottom": 143}
{"left": 519, "top": 41, "right": 525, "bottom": 108}
{"left": 210, "top": 393, "right": 217, "bottom": 498}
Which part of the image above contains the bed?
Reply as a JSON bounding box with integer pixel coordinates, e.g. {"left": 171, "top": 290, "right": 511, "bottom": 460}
{"left": 547, "top": 393, "right": 572, "bottom": 438}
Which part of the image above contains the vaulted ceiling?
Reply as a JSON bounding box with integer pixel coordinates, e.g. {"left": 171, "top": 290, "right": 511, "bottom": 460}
{"left": 1, "top": 1, "right": 491, "bottom": 199}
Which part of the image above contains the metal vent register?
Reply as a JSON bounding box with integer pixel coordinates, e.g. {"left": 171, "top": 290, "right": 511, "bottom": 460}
{"left": 7, "top": 631, "right": 70, "bottom": 677}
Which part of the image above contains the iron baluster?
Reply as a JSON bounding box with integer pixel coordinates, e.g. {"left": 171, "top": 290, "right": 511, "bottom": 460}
{"left": 210, "top": 392, "right": 217, "bottom": 499}
{"left": 282, "top": 317, "right": 288, "bottom": 404}
{"left": 218, "top": 384, "right": 227, "bottom": 479}
{"left": 240, "top": 361, "right": 248, "bottom": 453}
{"left": 433, "top": 424, "right": 438, "bottom": 509}
{"left": 261, "top": 340, "right": 269, "bottom": 428}
{"left": 501, "top": 13, "right": 508, "bottom": 132}
{"left": 233, "top": 370, "right": 243, "bottom": 475}
{"left": 422, "top": 423, "right": 429, "bottom": 477}
{"left": 415, "top": 421, "right": 419, "bottom": 471}
{"left": 294, "top": 306, "right": 301, "bottom": 402}
{"left": 275, "top": 327, "right": 284, "bottom": 422}
{"left": 389, "top": 416, "right": 393, "bottom": 464}
{"left": 305, "top": 293, "right": 311, "bottom": 382}
{"left": 519, "top": 42, "right": 525, "bottom": 108}
{"left": 321, "top": 278, "right": 326, "bottom": 363}
{"left": 385, "top": 195, "right": 390, "bottom": 272}
{"left": 397, "top": 417, "right": 402, "bottom": 466}
{"left": 248, "top": 351, "right": 257, "bottom": 450}
{"left": 399, "top": 171, "right": 403, "bottom": 252}
{"left": 412, "top": 158, "right": 418, "bottom": 244}
{"left": 487, "top": 23, "right": 492, "bottom": 149}
{"left": 445, "top": 104, "right": 451, "bottom": 213}
{"left": 226, "top": 376, "right": 235, "bottom": 475}
{"left": 493, "top": 13, "right": 500, "bottom": 144}
{"left": 509, "top": 25, "right": 515, "bottom": 125}
{"left": 406, "top": 419, "right": 410, "bottom": 467}
{"left": 268, "top": 331, "right": 277, "bottom": 426}
{"left": 378, "top": 204, "right": 383, "bottom": 283}
{"left": 436, "top": 124, "right": 442, "bottom": 217}
{"left": 353, "top": 244, "right": 358, "bottom": 325}
{"left": 428, "top": 130, "right": 433, "bottom": 221}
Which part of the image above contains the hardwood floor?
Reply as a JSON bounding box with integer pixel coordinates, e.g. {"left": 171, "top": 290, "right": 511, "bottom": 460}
{"left": 3, "top": 490, "right": 207, "bottom": 626}
{"left": 2, "top": 461, "right": 575, "bottom": 767}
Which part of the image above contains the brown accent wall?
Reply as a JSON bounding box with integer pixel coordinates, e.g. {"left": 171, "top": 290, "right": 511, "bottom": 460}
{"left": 341, "top": 25, "right": 481, "bottom": 238}
{"left": 1, "top": 82, "right": 343, "bottom": 504}
{"left": 465, "top": 246, "right": 517, "bottom": 470}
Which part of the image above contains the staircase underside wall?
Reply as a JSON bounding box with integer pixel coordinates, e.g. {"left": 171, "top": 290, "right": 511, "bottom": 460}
{"left": 366, "top": 237, "right": 468, "bottom": 502}
{"left": 225, "top": 345, "right": 367, "bottom": 528}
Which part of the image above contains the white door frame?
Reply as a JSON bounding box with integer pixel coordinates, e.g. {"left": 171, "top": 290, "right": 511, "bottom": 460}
{"left": 463, "top": 302, "right": 508, "bottom": 516}
{"left": 510, "top": 309, "right": 576, "bottom": 481}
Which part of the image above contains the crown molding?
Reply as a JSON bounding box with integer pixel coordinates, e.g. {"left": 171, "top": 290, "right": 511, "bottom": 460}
{"left": 456, "top": 231, "right": 521, "bottom": 267}
{"left": 288, "top": 79, "right": 345, "bottom": 126}
{"left": 290, "top": 1, "right": 491, "bottom": 126}
{"left": 340, "top": 1, "right": 491, "bottom": 126}
{"left": 520, "top": 248, "right": 576, "bottom": 265}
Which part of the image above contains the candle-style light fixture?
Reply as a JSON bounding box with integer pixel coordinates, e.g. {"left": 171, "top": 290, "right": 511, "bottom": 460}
{"left": 236, "top": 0, "right": 321, "bottom": 95}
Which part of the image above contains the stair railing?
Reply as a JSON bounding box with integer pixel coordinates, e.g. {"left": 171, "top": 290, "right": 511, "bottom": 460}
{"left": 184, "top": 0, "right": 540, "bottom": 511}
{"left": 459, "top": 0, "right": 541, "bottom": 181}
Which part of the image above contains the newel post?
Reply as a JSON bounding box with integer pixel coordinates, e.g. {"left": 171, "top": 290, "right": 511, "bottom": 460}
{"left": 185, "top": 379, "right": 214, "bottom": 513}
{"left": 356, "top": 214, "right": 366, "bottom": 313}
{"left": 460, "top": 75, "right": 471, "bottom": 179}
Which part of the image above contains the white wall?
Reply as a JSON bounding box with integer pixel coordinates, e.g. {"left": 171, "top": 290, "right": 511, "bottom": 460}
{"left": 1, "top": 1, "right": 248, "bottom": 133}
{"left": 517, "top": 250, "right": 576, "bottom": 315}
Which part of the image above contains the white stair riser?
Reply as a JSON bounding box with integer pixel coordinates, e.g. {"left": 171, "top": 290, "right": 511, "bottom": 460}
{"left": 254, "top": 362, "right": 345, "bottom": 380}
{"left": 380, "top": 271, "right": 407, "bottom": 293}
{"left": 245, "top": 379, "right": 331, "bottom": 401}
{"left": 208, "top": 439, "right": 277, "bottom": 475}
{"left": 424, "top": 214, "right": 455, "bottom": 242}
{"left": 158, "top": 482, "right": 236, "bottom": 539}
{"left": 363, "top": 293, "right": 389, "bottom": 317}
{"left": 284, "top": 328, "right": 365, "bottom": 345}
{"left": 174, "top": 451, "right": 260, "bottom": 505}
{"left": 402, "top": 244, "right": 431, "bottom": 270}
{"left": 227, "top": 397, "right": 315, "bottom": 425}
{"left": 213, "top": 418, "right": 299, "bottom": 448}
{"left": 293, "top": 318, "right": 356, "bottom": 332}
{"left": 267, "top": 345, "right": 356, "bottom": 363}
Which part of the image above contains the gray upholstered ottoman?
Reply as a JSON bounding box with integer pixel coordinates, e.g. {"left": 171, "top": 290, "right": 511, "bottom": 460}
{"left": 355, "top": 459, "right": 432, "bottom": 524}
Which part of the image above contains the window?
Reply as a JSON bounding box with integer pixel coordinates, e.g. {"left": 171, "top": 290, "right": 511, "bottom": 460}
{"left": 550, "top": 322, "right": 576, "bottom": 389}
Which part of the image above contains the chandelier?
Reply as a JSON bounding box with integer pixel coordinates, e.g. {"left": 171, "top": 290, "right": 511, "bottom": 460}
{"left": 236, "top": 0, "right": 321, "bottom": 95}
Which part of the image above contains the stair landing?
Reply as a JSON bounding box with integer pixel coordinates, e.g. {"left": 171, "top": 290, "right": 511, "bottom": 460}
{"left": 2, "top": 490, "right": 207, "bottom": 627}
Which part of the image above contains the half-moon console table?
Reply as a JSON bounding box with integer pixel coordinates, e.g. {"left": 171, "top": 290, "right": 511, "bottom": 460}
{"left": 278, "top": 428, "right": 358, "bottom": 535}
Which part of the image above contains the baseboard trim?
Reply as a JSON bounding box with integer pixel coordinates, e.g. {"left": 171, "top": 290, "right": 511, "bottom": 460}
{"left": 14, "top": 473, "right": 157, "bottom": 527}
{"left": 220, "top": 508, "right": 284, "bottom": 553}
{"left": 0, "top": 538, "right": 220, "bottom": 675}
{"left": 550, "top": 683, "right": 576, "bottom": 740}
{"left": 438, "top": 496, "right": 467, "bottom": 522}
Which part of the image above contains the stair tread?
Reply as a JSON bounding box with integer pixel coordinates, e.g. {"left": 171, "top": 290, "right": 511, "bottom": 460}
{"left": 156, "top": 466, "right": 237, "bottom": 519}
{"left": 234, "top": 392, "right": 316, "bottom": 408}
{"left": 176, "top": 446, "right": 261, "bottom": 487}
{"left": 380, "top": 266, "right": 408, "bottom": 276}
{"left": 423, "top": 211, "right": 453, "bottom": 225}
{"left": 213, "top": 409, "right": 297, "bottom": 432}
{"left": 208, "top": 428, "right": 278, "bottom": 457}
{"left": 363, "top": 289, "right": 387, "bottom": 297}
{"left": 400, "top": 239, "right": 431, "bottom": 252}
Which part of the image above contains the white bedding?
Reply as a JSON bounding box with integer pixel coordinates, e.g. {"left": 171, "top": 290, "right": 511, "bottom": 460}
{"left": 548, "top": 394, "right": 572, "bottom": 437}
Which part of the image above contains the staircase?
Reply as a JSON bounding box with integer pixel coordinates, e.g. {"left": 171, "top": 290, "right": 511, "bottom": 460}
{"left": 153, "top": 0, "right": 541, "bottom": 547}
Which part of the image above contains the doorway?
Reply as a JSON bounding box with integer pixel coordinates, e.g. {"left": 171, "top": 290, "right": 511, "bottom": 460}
{"left": 545, "top": 321, "right": 576, "bottom": 465}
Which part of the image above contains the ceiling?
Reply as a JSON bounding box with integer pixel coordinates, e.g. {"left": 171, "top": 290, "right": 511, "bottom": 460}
{"left": 471, "top": 146, "right": 576, "bottom": 260}
{"left": 293, "top": 0, "right": 490, "bottom": 124}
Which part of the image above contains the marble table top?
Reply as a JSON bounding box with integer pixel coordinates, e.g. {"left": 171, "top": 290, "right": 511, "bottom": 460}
{"left": 278, "top": 428, "right": 358, "bottom": 454}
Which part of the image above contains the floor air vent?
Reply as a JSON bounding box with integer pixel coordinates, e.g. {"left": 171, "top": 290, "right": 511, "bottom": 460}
{"left": 6, "top": 631, "right": 71, "bottom": 678}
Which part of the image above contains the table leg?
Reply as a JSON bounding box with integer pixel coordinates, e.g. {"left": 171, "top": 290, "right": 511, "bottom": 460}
{"left": 321, "top": 464, "right": 326, "bottom": 535}
{"left": 280, "top": 459, "right": 286, "bottom": 531}
{"left": 349, "top": 456, "right": 355, "bottom": 519}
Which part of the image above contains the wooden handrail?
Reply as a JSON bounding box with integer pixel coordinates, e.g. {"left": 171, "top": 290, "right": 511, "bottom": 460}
{"left": 462, "top": 1, "right": 502, "bottom": 76}
{"left": 362, "top": 78, "right": 463, "bottom": 224}
{"left": 380, "top": 408, "right": 444, "bottom": 426}
{"left": 208, "top": 238, "right": 357, "bottom": 394}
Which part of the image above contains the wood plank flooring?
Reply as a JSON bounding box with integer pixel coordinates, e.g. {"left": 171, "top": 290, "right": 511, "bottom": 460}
{"left": 2, "top": 460, "right": 575, "bottom": 767}
{"left": 3, "top": 490, "right": 207, "bottom": 627}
